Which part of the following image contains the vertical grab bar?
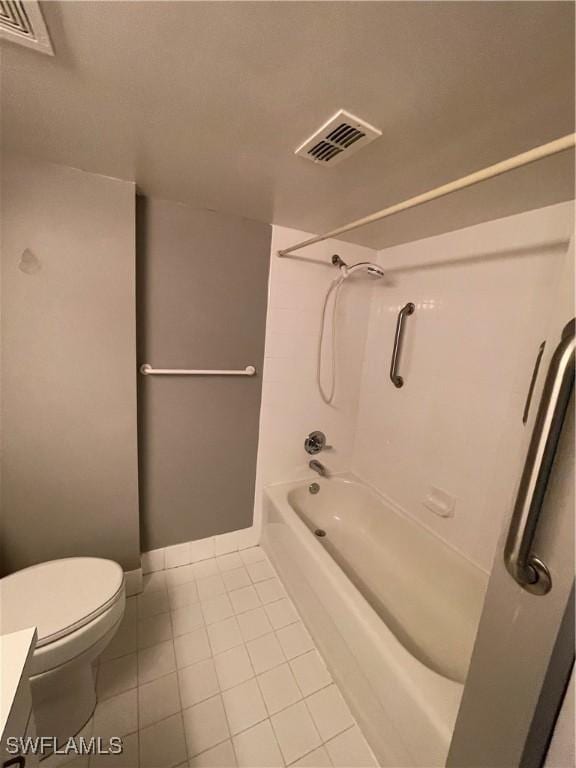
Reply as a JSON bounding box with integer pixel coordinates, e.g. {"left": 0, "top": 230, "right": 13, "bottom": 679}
{"left": 390, "top": 302, "right": 415, "bottom": 388}
{"left": 504, "top": 319, "right": 575, "bottom": 595}
{"left": 522, "top": 341, "right": 546, "bottom": 424}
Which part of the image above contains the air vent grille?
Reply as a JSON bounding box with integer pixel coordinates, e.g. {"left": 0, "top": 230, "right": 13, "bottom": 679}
{"left": 308, "top": 141, "right": 343, "bottom": 163}
{"left": 295, "top": 110, "right": 381, "bottom": 167}
{"left": 0, "top": 0, "right": 53, "bottom": 54}
{"left": 0, "top": 0, "right": 33, "bottom": 36}
{"left": 326, "top": 123, "right": 365, "bottom": 148}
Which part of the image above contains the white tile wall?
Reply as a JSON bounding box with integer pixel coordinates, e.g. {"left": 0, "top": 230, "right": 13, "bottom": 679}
{"left": 54, "top": 547, "right": 377, "bottom": 768}
{"left": 253, "top": 226, "right": 378, "bottom": 534}
{"left": 352, "top": 201, "right": 574, "bottom": 571}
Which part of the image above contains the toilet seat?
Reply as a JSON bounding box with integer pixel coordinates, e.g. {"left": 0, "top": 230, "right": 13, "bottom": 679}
{"left": 0, "top": 557, "right": 125, "bottom": 646}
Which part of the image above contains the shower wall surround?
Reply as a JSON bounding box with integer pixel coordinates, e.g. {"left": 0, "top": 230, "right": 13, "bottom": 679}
{"left": 0, "top": 154, "right": 140, "bottom": 575}
{"left": 253, "top": 226, "right": 375, "bottom": 531}
{"left": 137, "top": 197, "right": 271, "bottom": 550}
{"left": 352, "top": 201, "right": 574, "bottom": 572}
{"left": 255, "top": 204, "right": 572, "bottom": 576}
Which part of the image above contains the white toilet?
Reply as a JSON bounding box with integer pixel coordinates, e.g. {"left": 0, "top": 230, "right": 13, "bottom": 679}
{"left": 0, "top": 557, "right": 126, "bottom": 742}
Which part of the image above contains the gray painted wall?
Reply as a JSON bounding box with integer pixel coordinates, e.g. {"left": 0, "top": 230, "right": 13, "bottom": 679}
{"left": 137, "top": 197, "right": 270, "bottom": 550}
{"left": 0, "top": 154, "right": 140, "bottom": 575}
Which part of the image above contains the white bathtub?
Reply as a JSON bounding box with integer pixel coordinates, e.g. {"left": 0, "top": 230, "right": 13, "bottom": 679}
{"left": 262, "top": 474, "right": 488, "bottom": 767}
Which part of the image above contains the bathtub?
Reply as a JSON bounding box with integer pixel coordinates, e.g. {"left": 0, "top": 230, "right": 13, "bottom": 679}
{"left": 261, "top": 474, "right": 488, "bottom": 767}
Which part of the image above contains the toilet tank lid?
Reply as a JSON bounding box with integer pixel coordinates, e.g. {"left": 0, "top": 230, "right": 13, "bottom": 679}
{"left": 0, "top": 558, "right": 125, "bottom": 646}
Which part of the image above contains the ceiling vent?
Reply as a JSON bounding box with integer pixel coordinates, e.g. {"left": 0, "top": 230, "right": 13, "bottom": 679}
{"left": 0, "top": 0, "right": 53, "bottom": 55}
{"left": 295, "top": 109, "right": 382, "bottom": 167}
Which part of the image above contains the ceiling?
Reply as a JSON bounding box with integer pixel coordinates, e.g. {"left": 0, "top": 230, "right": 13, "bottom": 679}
{"left": 1, "top": 1, "right": 574, "bottom": 249}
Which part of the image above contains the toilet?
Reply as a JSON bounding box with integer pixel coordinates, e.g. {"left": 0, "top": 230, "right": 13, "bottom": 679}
{"left": 0, "top": 557, "right": 126, "bottom": 743}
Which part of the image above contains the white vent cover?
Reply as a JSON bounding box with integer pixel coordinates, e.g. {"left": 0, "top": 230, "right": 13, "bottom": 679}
{"left": 0, "top": 0, "right": 53, "bottom": 55}
{"left": 295, "top": 109, "right": 382, "bottom": 166}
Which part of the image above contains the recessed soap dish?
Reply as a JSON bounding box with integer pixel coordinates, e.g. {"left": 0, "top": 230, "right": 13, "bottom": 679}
{"left": 423, "top": 487, "right": 456, "bottom": 518}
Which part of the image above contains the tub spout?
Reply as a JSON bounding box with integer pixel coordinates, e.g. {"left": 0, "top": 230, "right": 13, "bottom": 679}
{"left": 309, "top": 460, "right": 328, "bottom": 477}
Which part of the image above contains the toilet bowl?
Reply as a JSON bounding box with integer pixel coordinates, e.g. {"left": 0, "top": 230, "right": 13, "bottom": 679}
{"left": 0, "top": 557, "right": 126, "bottom": 744}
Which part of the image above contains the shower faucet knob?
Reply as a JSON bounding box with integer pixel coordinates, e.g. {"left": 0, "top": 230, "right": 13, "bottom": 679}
{"left": 304, "top": 431, "right": 331, "bottom": 455}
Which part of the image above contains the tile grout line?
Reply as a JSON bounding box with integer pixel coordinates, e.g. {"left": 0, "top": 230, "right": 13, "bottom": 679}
{"left": 250, "top": 662, "right": 289, "bottom": 765}
{"left": 187, "top": 730, "right": 231, "bottom": 764}
{"left": 136, "top": 620, "right": 141, "bottom": 762}
{"left": 172, "top": 629, "right": 190, "bottom": 768}
{"left": 267, "top": 700, "right": 294, "bottom": 766}
{"left": 185, "top": 626, "right": 263, "bottom": 761}
{"left": 216, "top": 677, "right": 240, "bottom": 768}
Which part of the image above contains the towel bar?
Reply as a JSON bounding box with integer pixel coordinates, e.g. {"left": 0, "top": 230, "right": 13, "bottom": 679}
{"left": 140, "top": 364, "right": 256, "bottom": 376}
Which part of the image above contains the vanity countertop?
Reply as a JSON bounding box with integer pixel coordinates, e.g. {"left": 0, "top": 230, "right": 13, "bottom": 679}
{"left": 0, "top": 627, "right": 37, "bottom": 741}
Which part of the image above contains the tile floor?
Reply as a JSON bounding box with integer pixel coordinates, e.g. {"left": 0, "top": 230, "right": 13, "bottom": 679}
{"left": 45, "top": 547, "right": 377, "bottom": 768}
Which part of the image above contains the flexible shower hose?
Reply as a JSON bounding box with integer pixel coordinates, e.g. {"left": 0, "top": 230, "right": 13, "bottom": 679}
{"left": 317, "top": 274, "right": 346, "bottom": 404}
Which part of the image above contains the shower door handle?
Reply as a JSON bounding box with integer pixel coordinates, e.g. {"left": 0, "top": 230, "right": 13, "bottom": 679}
{"left": 504, "top": 319, "right": 575, "bottom": 595}
{"left": 390, "top": 303, "right": 415, "bottom": 388}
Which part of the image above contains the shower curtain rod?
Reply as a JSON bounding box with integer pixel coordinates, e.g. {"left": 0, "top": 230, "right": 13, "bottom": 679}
{"left": 277, "top": 133, "right": 576, "bottom": 258}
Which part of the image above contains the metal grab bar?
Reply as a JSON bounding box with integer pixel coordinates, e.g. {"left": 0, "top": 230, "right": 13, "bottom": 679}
{"left": 505, "top": 319, "right": 575, "bottom": 595}
{"left": 522, "top": 341, "right": 546, "bottom": 424}
{"left": 390, "top": 303, "right": 415, "bottom": 388}
{"left": 140, "top": 364, "right": 256, "bottom": 376}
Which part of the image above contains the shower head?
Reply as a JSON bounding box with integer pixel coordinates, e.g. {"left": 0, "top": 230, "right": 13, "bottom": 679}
{"left": 366, "top": 264, "right": 386, "bottom": 279}
{"left": 346, "top": 261, "right": 386, "bottom": 279}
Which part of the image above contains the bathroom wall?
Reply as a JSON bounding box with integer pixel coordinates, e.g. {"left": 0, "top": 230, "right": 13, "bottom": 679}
{"left": 0, "top": 154, "right": 140, "bottom": 575}
{"left": 137, "top": 197, "right": 271, "bottom": 550}
{"left": 253, "top": 226, "right": 376, "bottom": 531}
{"left": 352, "top": 201, "right": 574, "bottom": 572}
